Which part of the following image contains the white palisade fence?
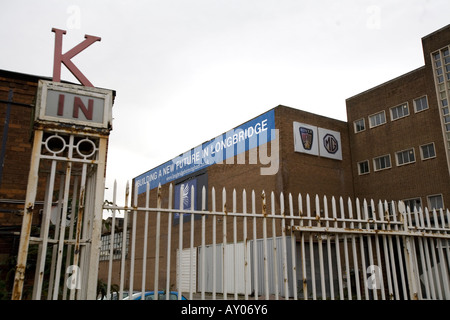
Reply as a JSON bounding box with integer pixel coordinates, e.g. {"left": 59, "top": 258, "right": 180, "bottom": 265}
{"left": 100, "top": 181, "right": 450, "bottom": 300}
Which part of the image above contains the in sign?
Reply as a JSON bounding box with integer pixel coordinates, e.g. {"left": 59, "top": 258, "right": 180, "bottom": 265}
{"left": 46, "top": 89, "right": 105, "bottom": 124}
{"left": 36, "top": 80, "right": 113, "bottom": 130}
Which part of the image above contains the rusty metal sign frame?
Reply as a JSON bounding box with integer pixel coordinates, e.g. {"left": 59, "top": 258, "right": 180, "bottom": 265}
{"left": 35, "top": 80, "right": 113, "bottom": 130}
{"left": 12, "top": 81, "right": 113, "bottom": 300}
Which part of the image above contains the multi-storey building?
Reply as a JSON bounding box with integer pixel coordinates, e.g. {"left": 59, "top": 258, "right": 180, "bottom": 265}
{"left": 118, "top": 24, "right": 450, "bottom": 293}
{"left": 346, "top": 24, "right": 450, "bottom": 211}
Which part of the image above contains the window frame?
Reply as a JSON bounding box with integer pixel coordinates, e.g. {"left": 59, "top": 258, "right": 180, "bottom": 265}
{"left": 373, "top": 154, "right": 391, "bottom": 172}
{"left": 420, "top": 142, "right": 436, "bottom": 160}
{"left": 395, "top": 148, "right": 416, "bottom": 166}
{"left": 357, "top": 160, "right": 370, "bottom": 175}
{"left": 390, "top": 102, "right": 410, "bottom": 121}
{"left": 427, "top": 194, "right": 444, "bottom": 211}
{"left": 353, "top": 118, "right": 366, "bottom": 133}
{"left": 368, "top": 111, "right": 387, "bottom": 128}
{"left": 403, "top": 198, "right": 422, "bottom": 212}
{"left": 413, "top": 95, "right": 429, "bottom": 113}
{"left": 100, "top": 231, "right": 128, "bottom": 261}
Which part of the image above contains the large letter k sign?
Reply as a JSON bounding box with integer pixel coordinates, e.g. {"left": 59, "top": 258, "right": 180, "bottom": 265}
{"left": 51, "top": 28, "right": 101, "bottom": 87}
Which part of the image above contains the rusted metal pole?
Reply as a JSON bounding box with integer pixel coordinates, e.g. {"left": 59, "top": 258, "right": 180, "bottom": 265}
{"left": 11, "top": 130, "right": 43, "bottom": 300}
{"left": 86, "top": 136, "right": 108, "bottom": 299}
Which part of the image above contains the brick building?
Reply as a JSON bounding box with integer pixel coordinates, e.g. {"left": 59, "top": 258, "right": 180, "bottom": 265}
{"left": 347, "top": 24, "right": 450, "bottom": 211}
{"left": 102, "top": 105, "right": 353, "bottom": 293}
{"left": 133, "top": 105, "right": 353, "bottom": 204}
{"left": 103, "top": 24, "right": 450, "bottom": 293}
{"left": 130, "top": 25, "right": 450, "bottom": 219}
{"left": 129, "top": 24, "right": 450, "bottom": 219}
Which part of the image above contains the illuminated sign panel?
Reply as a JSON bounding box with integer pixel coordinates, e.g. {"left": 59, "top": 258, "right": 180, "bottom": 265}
{"left": 35, "top": 80, "right": 113, "bottom": 130}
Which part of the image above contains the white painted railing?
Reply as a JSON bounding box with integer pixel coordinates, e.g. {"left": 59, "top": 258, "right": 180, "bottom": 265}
{"left": 100, "top": 181, "right": 450, "bottom": 300}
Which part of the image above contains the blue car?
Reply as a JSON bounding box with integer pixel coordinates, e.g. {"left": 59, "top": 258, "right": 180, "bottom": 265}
{"left": 125, "top": 291, "right": 187, "bottom": 300}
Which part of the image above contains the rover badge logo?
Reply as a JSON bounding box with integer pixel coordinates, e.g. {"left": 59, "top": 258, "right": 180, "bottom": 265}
{"left": 299, "top": 127, "right": 314, "bottom": 150}
{"left": 323, "top": 133, "right": 339, "bottom": 154}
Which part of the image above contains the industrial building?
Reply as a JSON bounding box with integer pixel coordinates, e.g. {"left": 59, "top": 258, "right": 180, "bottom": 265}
{"left": 105, "top": 24, "right": 450, "bottom": 295}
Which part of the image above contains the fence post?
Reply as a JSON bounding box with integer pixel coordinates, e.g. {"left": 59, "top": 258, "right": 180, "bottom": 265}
{"left": 11, "top": 130, "right": 43, "bottom": 300}
{"left": 118, "top": 181, "right": 129, "bottom": 300}
{"left": 165, "top": 184, "right": 173, "bottom": 299}
{"left": 86, "top": 137, "right": 109, "bottom": 300}
{"left": 289, "top": 193, "right": 297, "bottom": 300}
{"left": 399, "top": 201, "right": 419, "bottom": 300}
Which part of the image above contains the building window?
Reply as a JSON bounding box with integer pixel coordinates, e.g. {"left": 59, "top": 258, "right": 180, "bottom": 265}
{"left": 420, "top": 143, "right": 436, "bottom": 160}
{"left": 354, "top": 118, "right": 365, "bottom": 133}
{"left": 433, "top": 46, "right": 450, "bottom": 154}
{"left": 427, "top": 194, "right": 444, "bottom": 210}
{"left": 414, "top": 96, "right": 429, "bottom": 113}
{"left": 358, "top": 160, "right": 370, "bottom": 175}
{"left": 445, "top": 114, "right": 450, "bottom": 132}
{"left": 100, "top": 231, "right": 129, "bottom": 261}
{"left": 373, "top": 154, "right": 391, "bottom": 171}
{"left": 369, "top": 111, "right": 386, "bottom": 128}
{"left": 396, "top": 148, "right": 415, "bottom": 166}
{"left": 390, "top": 103, "right": 409, "bottom": 120}
{"left": 403, "top": 198, "right": 422, "bottom": 212}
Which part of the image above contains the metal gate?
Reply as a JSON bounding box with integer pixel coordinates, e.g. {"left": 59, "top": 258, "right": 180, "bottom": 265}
{"left": 11, "top": 80, "right": 113, "bottom": 300}
{"left": 100, "top": 182, "right": 450, "bottom": 300}
{"left": 11, "top": 130, "right": 109, "bottom": 300}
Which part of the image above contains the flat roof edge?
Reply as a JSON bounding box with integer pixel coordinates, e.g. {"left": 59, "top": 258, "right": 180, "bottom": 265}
{"left": 345, "top": 66, "right": 425, "bottom": 102}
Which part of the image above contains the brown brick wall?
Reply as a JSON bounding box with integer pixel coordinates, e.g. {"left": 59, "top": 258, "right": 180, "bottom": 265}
{"left": 346, "top": 25, "right": 450, "bottom": 206}
{"left": 98, "top": 25, "right": 450, "bottom": 294}
{"left": 0, "top": 71, "right": 42, "bottom": 293}
{"left": 120, "top": 104, "right": 356, "bottom": 291}
{"left": 124, "top": 140, "right": 281, "bottom": 291}
{"left": 276, "top": 105, "right": 354, "bottom": 201}
{"left": 422, "top": 24, "right": 450, "bottom": 67}
{"left": 0, "top": 72, "right": 39, "bottom": 227}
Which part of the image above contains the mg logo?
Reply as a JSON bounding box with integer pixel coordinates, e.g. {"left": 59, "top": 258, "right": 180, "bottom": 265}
{"left": 323, "top": 133, "right": 338, "bottom": 154}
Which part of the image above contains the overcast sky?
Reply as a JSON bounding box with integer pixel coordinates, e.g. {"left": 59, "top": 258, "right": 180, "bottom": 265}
{"left": 1, "top": 0, "right": 449, "bottom": 204}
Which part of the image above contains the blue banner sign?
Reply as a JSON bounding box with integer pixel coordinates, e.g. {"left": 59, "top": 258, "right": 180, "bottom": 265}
{"left": 134, "top": 109, "right": 276, "bottom": 194}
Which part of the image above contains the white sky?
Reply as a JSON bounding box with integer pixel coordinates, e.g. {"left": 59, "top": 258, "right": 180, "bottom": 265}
{"left": 1, "top": 0, "right": 449, "bottom": 204}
